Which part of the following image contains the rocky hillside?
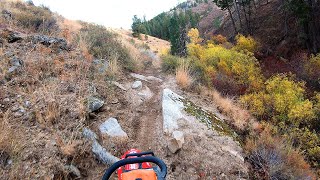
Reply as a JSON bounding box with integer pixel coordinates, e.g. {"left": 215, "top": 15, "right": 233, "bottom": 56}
{"left": 0, "top": 1, "right": 249, "bottom": 179}
{"left": 172, "top": 0, "right": 226, "bottom": 35}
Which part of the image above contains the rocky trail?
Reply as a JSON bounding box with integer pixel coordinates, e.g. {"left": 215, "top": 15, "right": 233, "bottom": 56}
{"left": 85, "top": 54, "right": 248, "bottom": 179}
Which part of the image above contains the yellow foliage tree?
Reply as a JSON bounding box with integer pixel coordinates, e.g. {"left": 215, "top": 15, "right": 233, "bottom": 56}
{"left": 240, "top": 75, "right": 315, "bottom": 126}
{"left": 304, "top": 53, "right": 320, "bottom": 81}
{"left": 187, "top": 29, "right": 264, "bottom": 93}
{"left": 234, "top": 34, "right": 258, "bottom": 53}
{"left": 187, "top": 28, "right": 202, "bottom": 44}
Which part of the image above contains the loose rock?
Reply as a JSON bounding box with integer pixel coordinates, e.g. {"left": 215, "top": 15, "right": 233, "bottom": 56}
{"left": 92, "top": 141, "right": 119, "bottom": 165}
{"left": 99, "top": 117, "right": 128, "bottom": 138}
{"left": 64, "top": 165, "right": 81, "bottom": 178}
{"left": 82, "top": 128, "right": 120, "bottom": 165}
{"left": 0, "top": 150, "right": 10, "bottom": 168}
{"left": 93, "top": 59, "right": 108, "bottom": 74}
{"left": 111, "top": 81, "right": 127, "bottom": 91}
{"left": 130, "top": 73, "right": 149, "bottom": 82}
{"left": 132, "top": 80, "right": 142, "bottom": 89}
{"left": 83, "top": 128, "right": 98, "bottom": 141}
{"left": 138, "top": 86, "right": 153, "bottom": 100}
{"left": 31, "top": 35, "right": 69, "bottom": 50}
{"left": 2, "top": 10, "right": 12, "bottom": 20}
{"left": 168, "top": 131, "right": 185, "bottom": 153}
{"left": 87, "top": 96, "right": 104, "bottom": 112}
{"left": 146, "top": 76, "right": 163, "bottom": 82}
{"left": 10, "top": 57, "right": 23, "bottom": 67}
{"left": 0, "top": 29, "right": 24, "bottom": 43}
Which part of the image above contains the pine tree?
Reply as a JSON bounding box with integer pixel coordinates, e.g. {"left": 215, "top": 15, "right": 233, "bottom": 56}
{"left": 169, "top": 13, "right": 180, "bottom": 55}
{"left": 213, "top": 0, "right": 237, "bottom": 33}
{"left": 131, "top": 15, "right": 146, "bottom": 37}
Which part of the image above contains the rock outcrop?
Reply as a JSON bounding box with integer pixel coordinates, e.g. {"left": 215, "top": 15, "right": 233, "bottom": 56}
{"left": 161, "top": 88, "right": 248, "bottom": 178}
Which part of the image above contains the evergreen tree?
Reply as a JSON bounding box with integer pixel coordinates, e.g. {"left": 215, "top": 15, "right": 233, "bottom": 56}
{"left": 131, "top": 15, "right": 146, "bottom": 37}
{"left": 169, "top": 13, "right": 180, "bottom": 55}
{"left": 213, "top": 0, "right": 237, "bottom": 33}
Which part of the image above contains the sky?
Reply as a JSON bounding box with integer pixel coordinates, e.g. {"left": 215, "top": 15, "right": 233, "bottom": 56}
{"left": 30, "top": 0, "right": 184, "bottom": 29}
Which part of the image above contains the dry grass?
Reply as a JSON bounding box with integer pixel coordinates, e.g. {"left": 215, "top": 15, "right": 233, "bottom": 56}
{"left": 176, "top": 59, "right": 192, "bottom": 89}
{"left": 0, "top": 110, "right": 22, "bottom": 156}
{"left": 77, "top": 32, "right": 93, "bottom": 61}
{"left": 113, "top": 28, "right": 170, "bottom": 56}
{"left": 108, "top": 53, "right": 121, "bottom": 77}
{"left": 119, "top": 35, "right": 143, "bottom": 71}
{"left": 200, "top": 87, "right": 254, "bottom": 130}
{"left": 55, "top": 134, "right": 82, "bottom": 156}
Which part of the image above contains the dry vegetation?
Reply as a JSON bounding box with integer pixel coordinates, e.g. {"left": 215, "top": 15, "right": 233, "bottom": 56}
{"left": 245, "top": 126, "right": 316, "bottom": 179}
{"left": 200, "top": 87, "right": 254, "bottom": 131}
{"left": 175, "top": 59, "right": 192, "bottom": 89}
{"left": 0, "top": 0, "right": 155, "bottom": 178}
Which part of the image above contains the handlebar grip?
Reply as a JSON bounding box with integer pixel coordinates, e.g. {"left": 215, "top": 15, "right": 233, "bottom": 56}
{"left": 102, "top": 156, "right": 167, "bottom": 180}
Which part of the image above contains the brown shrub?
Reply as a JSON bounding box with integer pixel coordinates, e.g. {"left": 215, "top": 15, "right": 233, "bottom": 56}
{"left": 245, "top": 126, "right": 316, "bottom": 180}
{"left": 108, "top": 53, "right": 121, "bottom": 77}
{"left": 202, "top": 87, "right": 253, "bottom": 131}
{"left": 176, "top": 59, "right": 192, "bottom": 89}
{"left": 0, "top": 110, "right": 23, "bottom": 157}
{"left": 9, "top": 1, "right": 59, "bottom": 34}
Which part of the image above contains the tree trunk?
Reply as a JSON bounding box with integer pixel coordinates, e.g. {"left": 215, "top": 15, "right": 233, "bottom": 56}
{"left": 242, "top": 2, "right": 250, "bottom": 35}
{"left": 307, "top": 0, "right": 320, "bottom": 53}
{"left": 227, "top": 6, "right": 238, "bottom": 34}
{"left": 233, "top": 0, "right": 243, "bottom": 31}
{"left": 248, "top": 0, "right": 252, "bottom": 34}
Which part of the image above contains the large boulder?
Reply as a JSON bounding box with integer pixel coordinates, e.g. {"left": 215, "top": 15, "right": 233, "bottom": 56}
{"left": 87, "top": 96, "right": 104, "bottom": 112}
{"left": 99, "top": 117, "right": 128, "bottom": 138}
{"left": 162, "top": 88, "right": 185, "bottom": 134}
{"left": 168, "top": 131, "right": 185, "bottom": 153}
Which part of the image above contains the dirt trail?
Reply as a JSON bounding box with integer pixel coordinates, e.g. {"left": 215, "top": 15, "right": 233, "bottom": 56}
{"left": 129, "top": 75, "right": 164, "bottom": 152}
{"left": 92, "top": 53, "right": 247, "bottom": 179}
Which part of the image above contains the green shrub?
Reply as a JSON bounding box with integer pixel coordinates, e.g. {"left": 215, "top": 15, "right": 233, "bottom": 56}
{"left": 287, "top": 128, "right": 320, "bottom": 168}
{"left": 140, "top": 43, "right": 150, "bottom": 50}
{"left": 304, "top": 53, "right": 320, "bottom": 84}
{"left": 161, "top": 55, "right": 181, "bottom": 73}
{"left": 187, "top": 29, "right": 264, "bottom": 94}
